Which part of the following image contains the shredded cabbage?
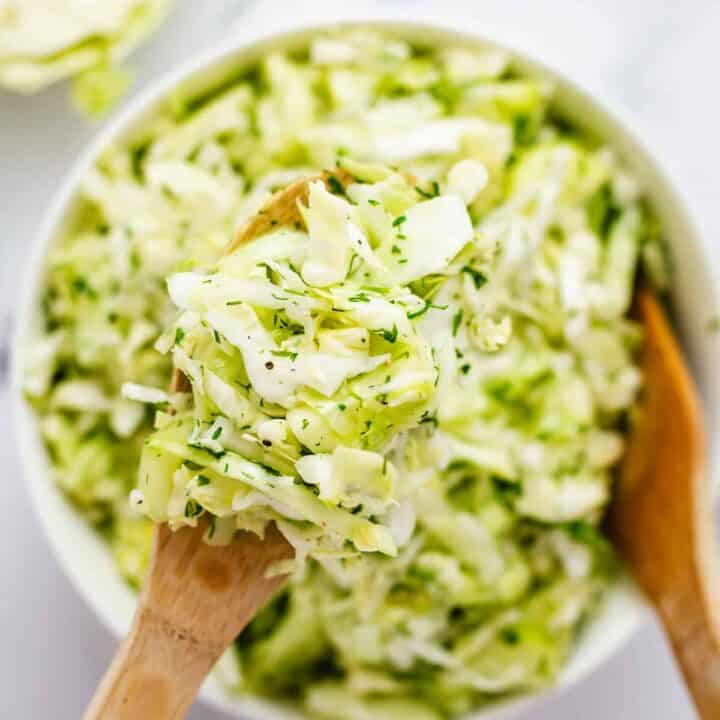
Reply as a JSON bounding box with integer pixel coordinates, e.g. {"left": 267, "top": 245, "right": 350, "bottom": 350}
{"left": 26, "top": 28, "right": 664, "bottom": 719}
{"left": 136, "top": 168, "right": 475, "bottom": 562}
{"left": 0, "top": 0, "right": 172, "bottom": 116}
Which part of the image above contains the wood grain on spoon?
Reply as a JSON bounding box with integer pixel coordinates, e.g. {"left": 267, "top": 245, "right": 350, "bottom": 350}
{"left": 83, "top": 523, "right": 291, "bottom": 720}
{"left": 84, "top": 170, "right": 355, "bottom": 720}
{"left": 609, "top": 289, "right": 720, "bottom": 719}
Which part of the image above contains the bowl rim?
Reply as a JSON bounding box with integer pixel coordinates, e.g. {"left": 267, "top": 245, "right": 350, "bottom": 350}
{"left": 10, "top": 6, "right": 718, "bottom": 720}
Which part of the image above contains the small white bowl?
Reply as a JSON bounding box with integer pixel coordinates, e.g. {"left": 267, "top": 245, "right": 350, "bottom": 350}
{"left": 11, "top": 8, "right": 720, "bottom": 720}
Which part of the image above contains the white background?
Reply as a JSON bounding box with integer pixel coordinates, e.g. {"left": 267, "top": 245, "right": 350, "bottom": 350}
{"left": 1, "top": 1, "right": 718, "bottom": 717}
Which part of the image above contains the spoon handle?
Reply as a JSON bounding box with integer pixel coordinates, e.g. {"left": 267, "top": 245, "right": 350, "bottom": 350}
{"left": 84, "top": 522, "right": 291, "bottom": 720}
{"left": 657, "top": 565, "right": 720, "bottom": 719}
{"left": 83, "top": 603, "right": 220, "bottom": 720}
{"left": 611, "top": 291, "right": 720, "bottom": 719}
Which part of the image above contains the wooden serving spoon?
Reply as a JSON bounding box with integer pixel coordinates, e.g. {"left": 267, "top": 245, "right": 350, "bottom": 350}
{"left": 84, "top": 170, "right": 355, "bottom": 720}
{"left": 609, "top": 289, "right": 720, "bottom": 719}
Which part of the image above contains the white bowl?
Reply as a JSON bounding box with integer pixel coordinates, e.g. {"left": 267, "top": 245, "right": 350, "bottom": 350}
{"left": 11, "top": 8, "right": 720, "bottom": 720}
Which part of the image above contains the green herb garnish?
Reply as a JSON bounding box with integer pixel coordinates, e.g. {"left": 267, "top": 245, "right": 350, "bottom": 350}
{"left": 377, "top": 324, "right": 399, "bottom": 343}
{"left": 452, "top": 309, "right": 463, "bottom": 336}
{"left": 415, "top": 181, "right": 440, "bottom": 199}
{"left": 461, "top": 266, "right": 488, "bottom": 289}
{"left": 271, "top": 350, "right": 299, "bottom": 361}
{"left": 327, "top": 175, "right": 345, "bottom": 195}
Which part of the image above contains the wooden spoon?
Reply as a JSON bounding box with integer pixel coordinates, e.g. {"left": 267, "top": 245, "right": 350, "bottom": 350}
{"left": 609, "top": 289, "right": 720, "bottom": 719}
{"left": 84, "top": 170, "right": 355, "bottom": 720}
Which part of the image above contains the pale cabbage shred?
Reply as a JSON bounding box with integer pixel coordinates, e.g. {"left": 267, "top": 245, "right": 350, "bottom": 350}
{"left": 26, "top": 29, "right": 660, "bottom": 719}
{"left": 0, "top": 0, "right": 172, "bottom": 116}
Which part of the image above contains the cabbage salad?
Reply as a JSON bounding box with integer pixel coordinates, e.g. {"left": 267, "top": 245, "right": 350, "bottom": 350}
{"left": 26, "top": 29, "right": 665, "bottom": 719}
{"left": 0, "top": 0, "right": 172, "bottom": 116}
{"left": 135, "top": 164, "right": 482, "bottom": 561}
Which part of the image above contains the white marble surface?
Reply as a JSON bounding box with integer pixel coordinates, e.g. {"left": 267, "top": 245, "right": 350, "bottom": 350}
{"left": 1, "top": 0, "right": 719, "bottom": 717}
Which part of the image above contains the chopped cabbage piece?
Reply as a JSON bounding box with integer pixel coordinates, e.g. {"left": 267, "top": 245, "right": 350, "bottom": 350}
{"left": 0, "top": 0, "right": 172, "bottom": 116}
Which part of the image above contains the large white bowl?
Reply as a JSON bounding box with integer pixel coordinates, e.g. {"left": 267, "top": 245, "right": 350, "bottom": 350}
{"left": 11, "top": 7, "right": 720, "bottom": 720}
